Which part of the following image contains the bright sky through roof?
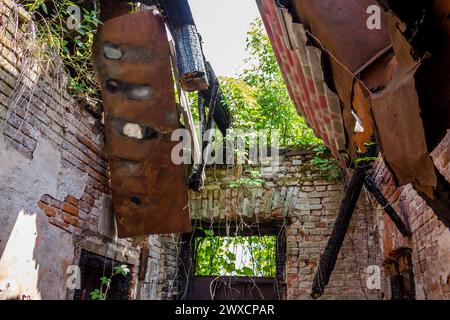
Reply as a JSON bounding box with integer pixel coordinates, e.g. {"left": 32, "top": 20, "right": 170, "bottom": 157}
{"left": 189, "top": 0, "right": 260, "bottom": 77}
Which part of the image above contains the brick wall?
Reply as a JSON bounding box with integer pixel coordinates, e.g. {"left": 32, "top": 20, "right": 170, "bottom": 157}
{"left": 0, "top": 1, "right": 176, "bottom": 300}
{"left": 186, "top": 130, "right": 449, "bottom": 301}
{"left": 157, "top": 235, "right": 180, "bottom": 299}
{"left": 137, "top": 234, "right": 180, "bottom": 300}
{"left": 373, "top": 131, "right": 450, "bottom": 300}
{"left": 189, "top": 151, "right": 383, "bottom": 299}
{"left": 1, "top": 0, "right": 447, "bottom": 301}
{"left": 285, "top": 181, "right": 383, "bottom": 299}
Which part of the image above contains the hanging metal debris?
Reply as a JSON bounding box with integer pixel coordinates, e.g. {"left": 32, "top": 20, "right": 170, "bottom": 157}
{"left": 94, "top": 9, "right": 191, "bottom": 238}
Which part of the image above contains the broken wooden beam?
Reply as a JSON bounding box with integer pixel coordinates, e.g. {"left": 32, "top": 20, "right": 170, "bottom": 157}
{"left": 169, "top": 41, "right": 202, "bottom": 167}
{"left": 94, "top": 9, "right": 191, "bottom": 237}
{"left": 311, "top": 145, "right": 377, "bottom": 298}
{"left": 199, "top": 61, "right": 232, "bottom": 136}
{"left": 158, "top": 0, "right": 208, "bottom": 92}
{"left": 311, "top": 165, "right": 367, "bottom": 298}
{"left": 188, "top": 79, "right": 220, "bottom": 191}
{"left": 364, "top": 174, "right": 412, "bottom": 237}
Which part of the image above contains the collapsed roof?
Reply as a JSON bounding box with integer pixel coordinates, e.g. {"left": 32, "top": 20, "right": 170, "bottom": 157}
{"left": 257, "top": 0, "right": 449, "bottom": 200}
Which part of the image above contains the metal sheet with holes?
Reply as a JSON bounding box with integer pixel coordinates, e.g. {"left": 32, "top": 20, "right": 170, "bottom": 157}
{"left": 94, "top": 10, "right": 191, "bottom": 237}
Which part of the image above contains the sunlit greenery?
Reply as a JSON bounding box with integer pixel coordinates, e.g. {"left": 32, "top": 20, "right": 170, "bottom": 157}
{"left": 222, "top": 19, "right": 322, "bottom": 147}
{"left": 195, "top": 229, "right": 277, "bottom": 277}
{"left": 188, "top": 19, "right": 321, "bottom": 148}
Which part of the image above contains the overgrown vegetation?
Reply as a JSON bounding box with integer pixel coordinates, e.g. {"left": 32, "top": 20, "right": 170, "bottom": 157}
{"left": 220, "top": 19, "right": 322, "bottom": 147}
{"left": 310, "top": 145, "right": 341, "bottom": 181}
{"left": 195, "top": 19, "right": 340, "bottom": 182}
{"left": 228, "top": 169, "right": 265, "bottom": 189}
{"left": 20, "top": 0, "right": 101, "bottom": 100}
{"left": 189, "top": 19, "right": 321, "bottom": 146}
{"left": 194, "top": 229, "right": 276, "bottom": 277}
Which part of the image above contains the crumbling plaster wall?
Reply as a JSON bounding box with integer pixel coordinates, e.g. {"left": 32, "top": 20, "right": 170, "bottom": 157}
{"left": 138, "top": 234, "right": 179, "bottom": 300}
{"left": 0, "top": 140, "right": 77, "bottom": 299}
{"left": 0, "top": 1, "right": 176, "bottom": 300}
{"left": 189, "top": 151, "right": 383, "bottom": 300}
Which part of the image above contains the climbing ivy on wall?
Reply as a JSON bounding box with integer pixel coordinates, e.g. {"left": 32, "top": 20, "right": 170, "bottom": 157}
{"left": 310, "top": 145, "right": 341, "bottom": 181}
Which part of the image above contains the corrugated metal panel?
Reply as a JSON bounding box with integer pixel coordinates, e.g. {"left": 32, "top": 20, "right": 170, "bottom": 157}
{"left": 257, "top": 0, "right": 444, "bottom": 195}
{"left": 257, "top": 0, "right": 346, "bottom": 162}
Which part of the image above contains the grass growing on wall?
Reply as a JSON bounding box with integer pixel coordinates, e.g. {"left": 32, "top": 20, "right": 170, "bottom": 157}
{"left": 18, "top": 0, "right": 101, "bottom": 102}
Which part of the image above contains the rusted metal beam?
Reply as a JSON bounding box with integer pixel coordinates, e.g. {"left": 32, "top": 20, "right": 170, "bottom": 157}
{"left": 364, "top": 174, "right": 412, "bottom": 237}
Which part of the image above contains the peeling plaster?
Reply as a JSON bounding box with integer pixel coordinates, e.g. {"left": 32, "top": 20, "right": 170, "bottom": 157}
{"left": 57, "top": 166, "right": 88, "bottom": 200}
{"left": 0, "top": 141, "right": 75, "bottom": 299}
{"left": 97, "top": 194, "right": 117, "bottom": 240}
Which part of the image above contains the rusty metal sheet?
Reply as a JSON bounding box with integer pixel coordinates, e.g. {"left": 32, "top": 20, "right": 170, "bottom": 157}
{"left": 360, "top": 0, "right": 450, "bottom": 152}
{"left": 354, "top": 48, "right": 396, "bottom": 153}
{"left": 291, "top": 0, "right": 391, "bottom": 73}
{"left": 257, "top": 0, "right": 395, "bottom": 164}
{"left": 94, "top": 10, "right": 191, "bottom": 237}
{"left": 289, "top": 0, "right": 392, "bottom": 159}
{"left": 259, "top": 0, "right": 445, "bottom": 196}
{"left": 257, "top": 0, "right": 346, "bottom": 163}
{"left": 351, "top": 82, "right": 374, "bottom": 153}
{"left": 372, "top": 13, "right": 437, "bottom": 196}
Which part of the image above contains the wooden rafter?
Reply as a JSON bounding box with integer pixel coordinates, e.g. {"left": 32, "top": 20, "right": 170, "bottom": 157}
{"left": 311, "top": 165, "right": 367, "bottom": 298}
{"left": 364, "top": 174, "right": 412, "bottom": 237}
{"left": 311, "top": 146, "right": 377, "bottom": 298}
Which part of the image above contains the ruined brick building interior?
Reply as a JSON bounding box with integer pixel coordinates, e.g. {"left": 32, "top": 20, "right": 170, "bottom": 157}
{"left": 0, "top": 0, "right": 449, "bottom": 301}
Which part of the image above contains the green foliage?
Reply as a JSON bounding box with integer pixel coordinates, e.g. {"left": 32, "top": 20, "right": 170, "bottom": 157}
{"left": 228, "top": 169, "right": 265, "bottom": 189}
{"left": 194, "top": 229, "right": 277, "bottom": 277}
{"left": 310, "top": 145, "right": 341, "bottom": 181}
{"left": 219, "top": 77, "right": 258, "bottom": 129}
{"left": 220, "top": 19, "right": 322, "bottom": 147}
{"left": 355, "top": 156, "right": 379, "bottom": 165}
{"left": 21, "top": 0, "right": 101, "bottom": 99}
{"left": 90, "top": 264, "right": 130, "bottom": 300}
{"left": 89, "top": 288, "right": 106, "bottom": 300}
{"left": 188, "top": 19, "right": 321, "bottom": 148}
{"left": 114, "top": 264, "right": 131, "bottom": 276}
